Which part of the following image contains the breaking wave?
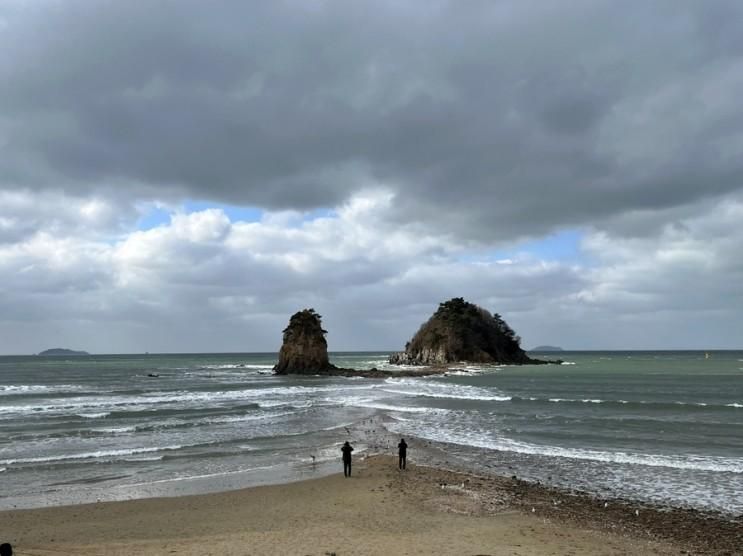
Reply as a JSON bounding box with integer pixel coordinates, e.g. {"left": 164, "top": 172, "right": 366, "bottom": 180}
{"left": 0, "top": 383, "right": 379, "bottom": 416}
{"left": 0, "top": 384, "right": 86, "bottom": 395}
{"left": 0, "top": 445, "right": 184, "bottom": 466}
{"left": 511, "top": 397, "right": 741, "bottom": 410}
{"left": 382, "top": 378, "right": 510, "bottom": 401}
{"left": 386, "top": 422, "right": 743, "bottom": 474}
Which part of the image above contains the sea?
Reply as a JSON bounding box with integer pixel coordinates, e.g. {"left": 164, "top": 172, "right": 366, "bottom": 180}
{"left": 1, "top": 351, "right": 741, "bottom": 514}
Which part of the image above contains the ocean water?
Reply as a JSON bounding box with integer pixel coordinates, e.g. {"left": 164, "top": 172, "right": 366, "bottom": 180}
{"left": 0, "top": 351, "right": 741, "bottom": 513}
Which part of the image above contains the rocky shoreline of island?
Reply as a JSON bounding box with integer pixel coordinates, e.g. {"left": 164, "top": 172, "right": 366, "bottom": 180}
{"left": 272, "top": 299, "right": 562, "bottom": 377}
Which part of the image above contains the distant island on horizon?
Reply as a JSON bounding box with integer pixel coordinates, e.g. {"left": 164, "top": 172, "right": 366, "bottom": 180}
{"left": 38, "top": 348, "right": 90, "bottom": 356}
{"left": 530, "top": 345, "right": 564, "bottom": 352}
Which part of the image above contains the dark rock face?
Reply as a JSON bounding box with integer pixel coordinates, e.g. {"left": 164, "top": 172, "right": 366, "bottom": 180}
{"left": 389, "top": 298, "right": 540, "bottom": 366}
{"left": 274, "top": 309, "right": 333, "bottom": 374}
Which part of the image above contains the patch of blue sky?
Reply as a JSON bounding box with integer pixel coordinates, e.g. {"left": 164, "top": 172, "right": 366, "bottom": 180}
{"left": 464, "top": 229, "right": 585, "bottom": 264}
{"left": 302, "top": 208, "right": 337, "bottom": 221}
{"left": 183, "top": 201, "right": 263, "bottom": 223}
{"left": 137, "top": 201, "right": 262, "bottom": 230}
{"left": 137, "top": 205, "right": 172, "bottom": 230}
{"left": 273, "top": 207, "right": 338, "bottom": 229}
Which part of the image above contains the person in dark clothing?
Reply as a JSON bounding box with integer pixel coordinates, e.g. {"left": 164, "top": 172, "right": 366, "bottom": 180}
{"left": 341, "top": 441, "right": 354, "bottom": 477}
{"left": 0, "top": 542, "right": 12, "bottom": 556}
{"left": 398, "top": 438, "right": 408, "bottom": 470}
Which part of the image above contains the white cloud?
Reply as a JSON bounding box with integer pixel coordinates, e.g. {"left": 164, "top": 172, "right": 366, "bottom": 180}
{"left": 1, "top": 189, "right": 741, "bottom": 353}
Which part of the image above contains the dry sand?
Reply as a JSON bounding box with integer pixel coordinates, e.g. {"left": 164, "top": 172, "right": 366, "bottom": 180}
{"left": 0, "top": 455, "right": 694, "bottom": 556}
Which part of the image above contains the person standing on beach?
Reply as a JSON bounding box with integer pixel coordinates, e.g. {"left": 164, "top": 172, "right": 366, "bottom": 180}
{"left": 341, "top": 441, "right": 354, "bottom": 477}
{"left": 398, "top": 438, "right": 408, "bottom": 470}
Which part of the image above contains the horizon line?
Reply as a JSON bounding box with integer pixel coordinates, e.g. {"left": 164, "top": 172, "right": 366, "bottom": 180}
{"left": 3, "top": 348, "right": 743, "bottom": 357}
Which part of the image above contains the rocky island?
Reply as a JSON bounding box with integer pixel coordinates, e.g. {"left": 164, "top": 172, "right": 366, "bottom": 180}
{"left": 274, "top": 301, "right": 558, "bottom": 377}
{"left": 273, "top": 309, "right": 446, "bottom": 377}
{"left": 38, "top": 348, "right": 90, "bottom": 356}
{"left": 531, "top": 345, "right": 564, "bottom": 352}
{"left": 390, "top": 297, "right": 555, "bottom": 365}
{"left": 274, "top": 309, "right": 333, "bottom": 374}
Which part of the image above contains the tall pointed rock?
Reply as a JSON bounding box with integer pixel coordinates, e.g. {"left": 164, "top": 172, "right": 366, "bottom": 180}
{"left": 274, "top": 309, "right": 333, "bottom": 374}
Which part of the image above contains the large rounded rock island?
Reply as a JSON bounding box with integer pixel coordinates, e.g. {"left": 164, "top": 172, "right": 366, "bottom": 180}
{"left": 389, "top": 297, "right": 545, "bottom": 366}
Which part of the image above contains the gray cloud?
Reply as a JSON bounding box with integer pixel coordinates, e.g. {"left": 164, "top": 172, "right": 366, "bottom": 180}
{"left": 2, "top": 1, "right": 743, "bottom": 241}
{"left": 1, "top": 1, "right": 743, "bottom": 353}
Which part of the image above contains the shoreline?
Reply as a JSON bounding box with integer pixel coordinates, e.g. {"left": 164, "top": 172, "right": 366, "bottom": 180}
{"left": 2, "top": 402, "right": 741, "bottom": 554}
{"left": 4, "top": 454, "right": 734, "bottom": 556}
{"left": 0, "top": 444, "right": 743, "bottom": 555}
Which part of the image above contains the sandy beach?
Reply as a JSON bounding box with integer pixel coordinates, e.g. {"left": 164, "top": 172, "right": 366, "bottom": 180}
{"left": 3, "top": 454, "right": 737, "bottom": 556}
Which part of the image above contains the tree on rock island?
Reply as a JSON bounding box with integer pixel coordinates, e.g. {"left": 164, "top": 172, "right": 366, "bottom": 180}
{"left": 274, "top": 309, "right": 333, "bottom": 374}
{"left": 389, "top": 297, "right": 540, "bottom": 366}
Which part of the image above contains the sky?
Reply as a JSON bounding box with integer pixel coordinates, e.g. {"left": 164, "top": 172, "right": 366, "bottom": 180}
{"left": 1, "top": 0, "right": 742, "bottom": 354}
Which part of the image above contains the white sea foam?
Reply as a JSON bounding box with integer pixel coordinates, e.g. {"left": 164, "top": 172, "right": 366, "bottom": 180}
{"left": 93, "top": 426, "right": 136, "bottom": 434}
{"left": 444, "top": 367, "right": 487, "bottom": 376}
{"left": 560, "top": 361, "right": 576, "bottom": 365}
{"left": 113, "top": 409, "right": 293, "bottom": 432}
{"left": 546, "top": 398, "right": 609, "bottom": 404}
{"left": 453, "top": 365, "right": 488, "bottom": 374}
{"left": 321, "top": 421, "right": 356, "bottom": 431}
{"left": 0, "top": 383, "right": 379, "bottom": 416}
{"left": 521, "top": 397, "right": 730, "bottom": 408}
{"left": 117, "top": 465, "right": 277, "bottom": 488}
{"left": 386, "top": 423, "right": 743, "bottom": 473}
{"left": 727, "top": 403, "right": 742, "bottom": 408}
{"left": 382, "top": 377, "right": 510, "bottom": 401}
{"left": 257, "top": 400, "right": 291, "bottom": 408}
{"left": 199, "top": 364, "right": 273, "bottom": 370}
{"left": 240, "top": 364, "right": 278, "bottom": 369}
{"left": 258, "top": 400, "right": 318, "bottom": 410}
{"left": 201, "top": 364, "right": 246, "bottom": 369}
{"left": 0, "top": 445, "right": 183, "bottom": 466}
{"left": 0, "top": 384, "right": 85, "bottom": 395}
{"left": 384, "top": 388, "right": 511, "bottom": 402}
{"left": 202, "top": 411, "right": 294, "bottom": 425}
{"left": 346, "top": 399, "right": 433, "bottom": 413}
{"left": 76, "top": 412, "right": 110, "bottom": 419}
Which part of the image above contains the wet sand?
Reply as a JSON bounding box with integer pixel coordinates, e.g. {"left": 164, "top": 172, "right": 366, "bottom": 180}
{"left": 2, "top": 454, "right": 734, "bottom": 556}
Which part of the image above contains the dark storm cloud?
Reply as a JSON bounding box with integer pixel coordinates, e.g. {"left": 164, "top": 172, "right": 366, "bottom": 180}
{"left": 2, "top": 1, "right": 743, "bottom": 240}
